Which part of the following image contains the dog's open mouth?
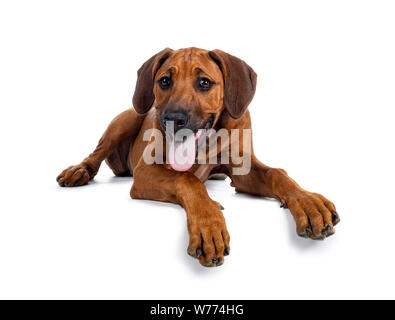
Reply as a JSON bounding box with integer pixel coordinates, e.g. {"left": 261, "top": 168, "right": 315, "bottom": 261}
{"left": 167, "top": 115, "right": 215, "bottom": 172}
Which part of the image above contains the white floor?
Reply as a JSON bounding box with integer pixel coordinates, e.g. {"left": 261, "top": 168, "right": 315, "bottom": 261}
{"left": 1, "top": 159, "right": 394, "bottom": 299}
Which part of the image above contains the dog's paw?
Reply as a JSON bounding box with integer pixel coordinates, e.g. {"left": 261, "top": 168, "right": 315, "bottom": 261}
{"left": 285, "top": 191, "right": 340, "bottom": 240}
{"left": 187, "top": 203, "right": 230, "bottom": 267}
{"left": 56, "top": 164, "right": 91, "bottom": 187}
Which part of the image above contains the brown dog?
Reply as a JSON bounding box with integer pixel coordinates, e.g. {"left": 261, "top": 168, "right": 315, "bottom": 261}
{"left": 57, "top": 47, "right": 339, "bottom": 267}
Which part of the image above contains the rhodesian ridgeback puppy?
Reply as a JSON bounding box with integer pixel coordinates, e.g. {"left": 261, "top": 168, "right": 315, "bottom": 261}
{"left": 57, "top": 47, "right": 340, "bottom": 267}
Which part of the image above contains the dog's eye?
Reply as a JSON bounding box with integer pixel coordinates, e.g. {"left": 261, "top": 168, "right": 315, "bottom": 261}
{"left": 158, "top": 76, "right": 171, "bottom": 89}
{"left": 197, "top": 77, "right": 212, "bottom": 91}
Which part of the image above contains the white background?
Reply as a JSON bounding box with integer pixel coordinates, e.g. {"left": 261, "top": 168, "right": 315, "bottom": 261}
{"left": 0, "top": 0, "right": 394, "bottom": 299}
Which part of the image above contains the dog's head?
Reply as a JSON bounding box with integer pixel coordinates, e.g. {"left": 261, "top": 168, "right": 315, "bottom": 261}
{"left": 132, "top": 47, "right": 257, "bottom": 171}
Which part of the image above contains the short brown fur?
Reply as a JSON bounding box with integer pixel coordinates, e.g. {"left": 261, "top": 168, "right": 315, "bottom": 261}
{"left": 57, "top": 47, "right": 339, "bottom": 267}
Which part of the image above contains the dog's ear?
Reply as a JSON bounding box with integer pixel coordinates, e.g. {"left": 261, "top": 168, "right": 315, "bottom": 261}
{"left": 132, "top": 48, "right": 173, "bottom": 114}
{"left": 209, "top": 49, "right": 257, "bottom": 119}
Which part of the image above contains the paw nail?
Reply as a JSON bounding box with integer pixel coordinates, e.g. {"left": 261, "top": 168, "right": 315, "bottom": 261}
{"left": 306, "top": 226, "right": 312, "bottom": 234}
{"left": 313, "top": 234, "right": 326, "bottom": 240}
{"left": 219, "top": 204, "right": 225, "bottom": 210}
{"left": 326, "top": 225, "right": 335, "bottom": 237}
{"left": 218, "top": 257, "right": 222, "bottom": 263}
{"left": 326, "top": 229, "right": 335, "bottom": 237}
{"left": 212, "top": 257, "right": 217, "bottom": 263}
{"left": 332, "top": 212, "right": 340, "bottom": 225}
{"left": 224, "top": 248, "right": 230, "bottom": 255}
{"left": 322, "top": 225, "right": 332, "bottom": 235}
{"left": 196, "top": 248, "right": 202, "bottom": 256}
{"left": 59, "top": 182, "right": 65, "bottom": 187}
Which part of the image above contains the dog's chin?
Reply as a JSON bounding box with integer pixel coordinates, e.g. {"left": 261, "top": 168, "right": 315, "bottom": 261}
{"left": 167, "top": 114, "right": 216, "bottom": 172}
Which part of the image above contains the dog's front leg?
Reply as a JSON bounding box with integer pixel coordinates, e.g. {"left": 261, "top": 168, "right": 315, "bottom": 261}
{"left": 131, "top": 162, "right": 230, "bottom": 267}
{"left": 57, "top": 108, "right": 144, "bottom": 187}
{"left": 228, "top": 157, "right": 340, "bottom": 240}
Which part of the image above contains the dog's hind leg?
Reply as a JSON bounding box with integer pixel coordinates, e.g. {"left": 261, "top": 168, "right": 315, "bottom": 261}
{"left": 57, "top": 108, "right": 144, "bottom": 187}
{"left": 105, "top": 136, "right": 134, "bottom": 177}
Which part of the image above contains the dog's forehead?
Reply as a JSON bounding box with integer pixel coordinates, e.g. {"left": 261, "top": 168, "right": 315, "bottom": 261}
{"left": 159, "top": 48, "right": 221, "bottom": 78}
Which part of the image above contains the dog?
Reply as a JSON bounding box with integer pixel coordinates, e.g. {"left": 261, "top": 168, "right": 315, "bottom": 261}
{"left": 57, "top": 47, "right": 340, "bottom": 267}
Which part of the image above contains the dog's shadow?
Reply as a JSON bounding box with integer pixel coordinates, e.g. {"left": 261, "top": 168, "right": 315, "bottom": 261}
{"left": 111, "top": 177, "right": 327, "bottom": 263}
{"left": 58, "top": 175, "right": 327, "bottom": 269}
{"left": 232, "top": 191, "right": 326, "bottom": 252}
{"left": 56, "top": 175, "right": 132, "bottom": 191}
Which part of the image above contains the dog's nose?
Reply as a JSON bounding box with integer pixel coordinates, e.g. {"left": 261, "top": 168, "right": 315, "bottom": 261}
{"left": 161, "top": 110, "right": 189, "bottom": 132}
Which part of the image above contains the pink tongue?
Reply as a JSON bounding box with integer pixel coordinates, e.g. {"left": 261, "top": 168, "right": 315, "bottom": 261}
{"left": 168, "top": 134, "right": 197, "bottom": 172}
